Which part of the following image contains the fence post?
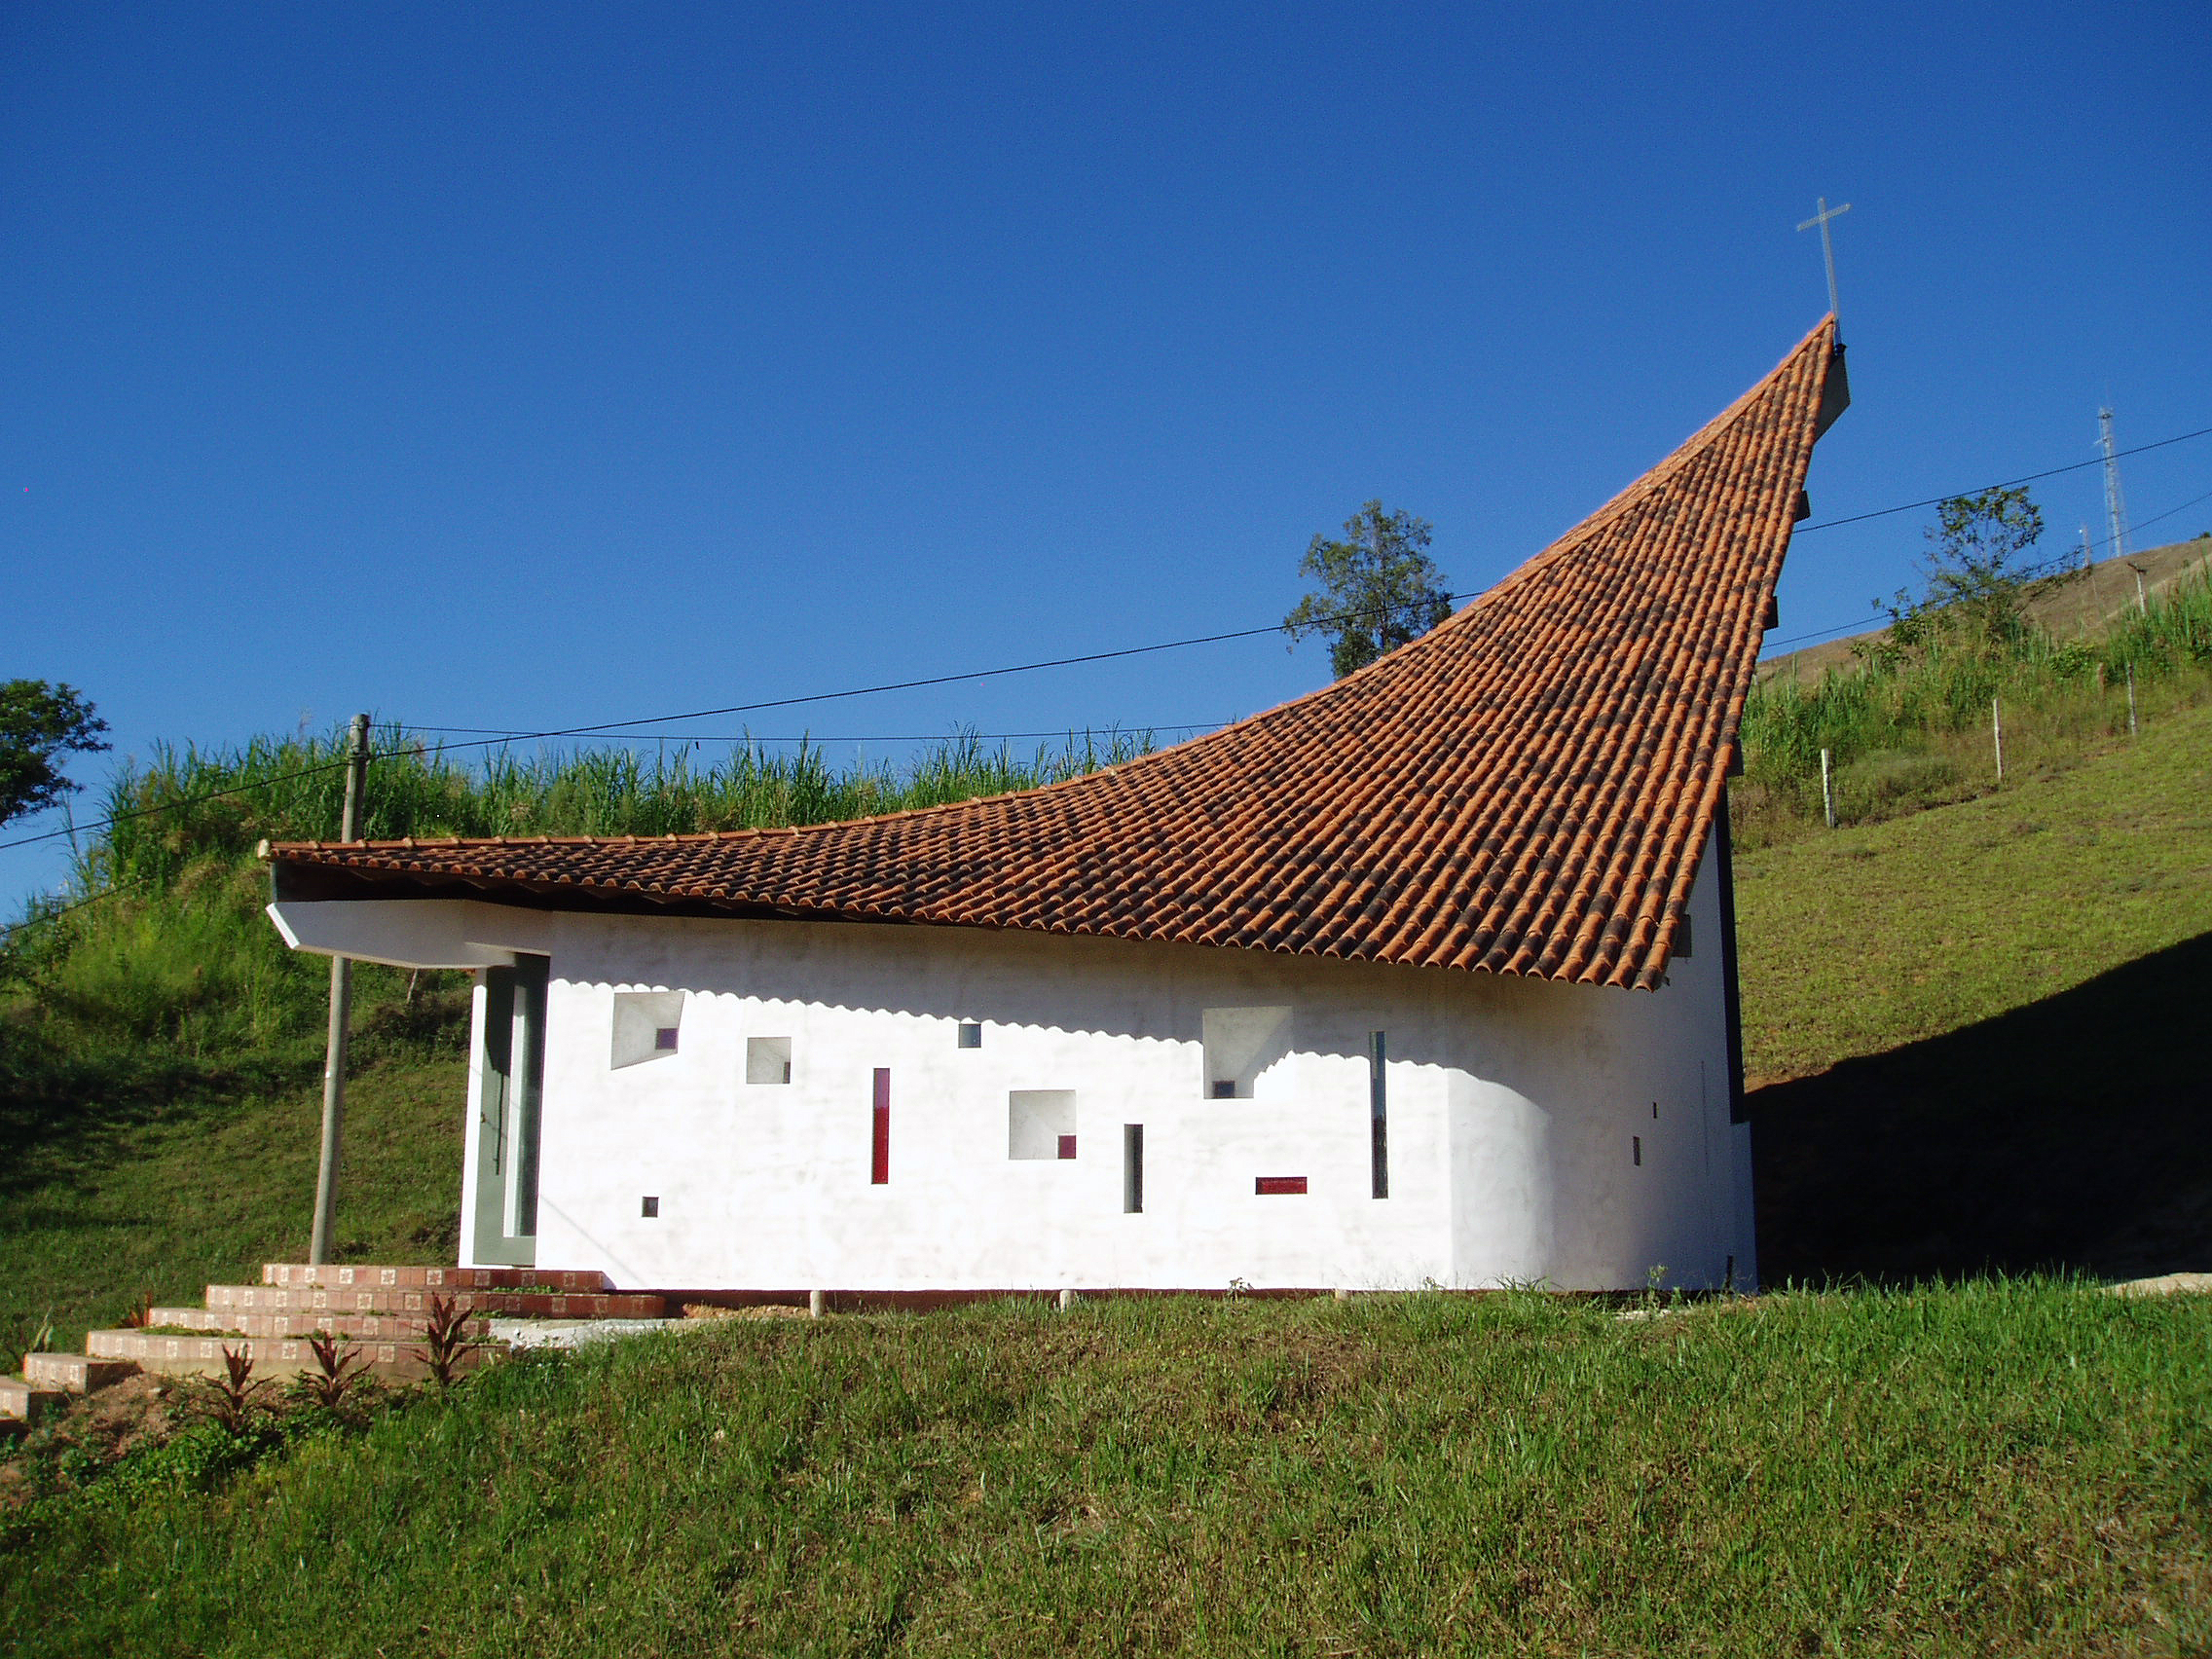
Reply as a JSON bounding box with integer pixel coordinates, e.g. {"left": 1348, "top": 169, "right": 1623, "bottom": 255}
{"left": 1991, "top": 696, "right": 2004, "bottom": 783}
{"left": 1820, "top": 747, "right": 1834, "bottom": 830}
{"left": 2126, "top": 662, "right": 2139, "bottom": 737}
{"left": 310, "top": 713, "right": 372, "bottom": 1267}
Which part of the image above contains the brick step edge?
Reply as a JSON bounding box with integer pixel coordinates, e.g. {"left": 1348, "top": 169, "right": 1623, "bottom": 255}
{"left": 148, "top": 1309, "right": 493, "bottom": 1341}
{"left": 262, "top": 1264, "right": 613, "bottom": 1292}
{"left": 22, "top": 1353, "right": 137, "bottom": 1392}
{"left": 208, "top": 1286, "right": 668, "bottom": 1317}
{"left": 0, "top": 1377, "right": 69, "bottom": 1423}
{"left": 85, "top": 1330, "right": 492, "bottom": 1379}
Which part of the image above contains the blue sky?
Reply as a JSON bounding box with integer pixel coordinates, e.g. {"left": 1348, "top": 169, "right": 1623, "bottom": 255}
{"left": 4, "top": 3, "right": 2207, "bottom": 905}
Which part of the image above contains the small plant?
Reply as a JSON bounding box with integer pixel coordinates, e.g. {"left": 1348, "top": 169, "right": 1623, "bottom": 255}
{"left": 184, "top": 1346, "right": 275, "bottom": 1435}
{"left": 1, "top": 1309, "right": 55, "bottom": 1372}
{"left": 117, "top": 1291, "right": 153, "bottom": 1330}
{"left": 289, "top": 1331, "right": 370, "bottom": 1416}
{"left": 416, "top": 1295, "right": 481, "bottom": 1388}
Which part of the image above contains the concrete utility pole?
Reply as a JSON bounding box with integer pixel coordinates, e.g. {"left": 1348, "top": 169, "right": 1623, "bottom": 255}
{"left": 309, "top": 714, "right": 371, "bottom": 1267}
{"left": 1797, "top": 198, "right": 1853, "bottom": 320}
{"left": 2099, "top": 407, "right": 2131, "bottom": 569}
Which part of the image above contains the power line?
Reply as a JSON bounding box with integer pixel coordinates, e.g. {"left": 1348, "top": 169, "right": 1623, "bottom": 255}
{"left": 1794, "top": 423, "right": 2212, "bottom": 533}
{"left": 1764, "top": 482, "right": 2212, "bottom": 652}
{"left": 0, "top": 878, "right": 150, "bottom": 942}
{"left": 401, "top": 723, "right": 1233, "bottom": 743}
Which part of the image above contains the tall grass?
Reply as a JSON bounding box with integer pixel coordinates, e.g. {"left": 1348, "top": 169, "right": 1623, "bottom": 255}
{"left": 84, "top": 726, "right": 1155, "bottom": 894}
{"left": 1734, "top": 568, "right": 2212, "bottom": 844}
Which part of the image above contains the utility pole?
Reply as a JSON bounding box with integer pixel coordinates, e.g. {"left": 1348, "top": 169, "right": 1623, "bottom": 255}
{"left": 2098, "top": 407, "right": 2131, "bottom": 568}
{"left": 309, "top": 714, "right": 371, "bottom": 1267}
{"left": 2079, "top": 524, "right": 2097, "bottom": 632}
{"left": 1797, "top": 198, "right": 1853, "bottom": 320}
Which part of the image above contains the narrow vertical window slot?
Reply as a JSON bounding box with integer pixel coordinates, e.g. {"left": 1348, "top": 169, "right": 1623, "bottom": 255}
{"left": 1123, "top": 1124, "right": 1144, "bottom": 1213}
{"left": 1368, "top": 1029, "right": 1388, "bottom": 1199}
{"left": 870, "top": 1068, "right": 891, "bottom": 1185}
{"left": 1632, "top": 1134, "right": 1643, "bottom": 1167}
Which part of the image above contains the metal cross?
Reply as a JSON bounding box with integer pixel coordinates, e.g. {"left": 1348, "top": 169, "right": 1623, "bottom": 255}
{"left": 1796, "top": 197, "right": 1852, "bottom": 319}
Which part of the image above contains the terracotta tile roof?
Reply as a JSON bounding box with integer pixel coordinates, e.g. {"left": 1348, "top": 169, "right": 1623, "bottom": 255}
{"left": 271, "top": 319, "right": 1843, "bottom": 990}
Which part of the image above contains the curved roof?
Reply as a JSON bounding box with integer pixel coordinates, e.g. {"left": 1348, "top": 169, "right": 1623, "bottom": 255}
{"left": 271, "top": 318, "right": 1842, "bottom": 990}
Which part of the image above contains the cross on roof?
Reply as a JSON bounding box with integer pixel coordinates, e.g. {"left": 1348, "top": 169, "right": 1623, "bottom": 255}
{"left": 1796, "top": 197, "right": 1852, "bottom": 320}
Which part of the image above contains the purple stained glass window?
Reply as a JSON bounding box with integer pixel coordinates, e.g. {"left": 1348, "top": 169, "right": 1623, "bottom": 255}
{"left": 654, "top": 1027, "right": 679, "bottom": 1052}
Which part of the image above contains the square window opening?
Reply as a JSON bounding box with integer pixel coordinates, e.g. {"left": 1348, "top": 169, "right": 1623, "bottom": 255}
{"left": 612, "top": 990, "right": 685, "bottom": 1069}
{"left": 747, "top": 1035, "right": 793, "bottom": 1085}
{"left": 957, "top": 1021, "right": 982, "bottom": 1050}
{"left": 1009, "top": 1089, "right": 1077, "bottom": 1161}
{"left": 642, "top": 1196, "right": 660, "bottom": 1218}
{"left": 1201, "top": 1006, "right": 1293, "bottom": 1099}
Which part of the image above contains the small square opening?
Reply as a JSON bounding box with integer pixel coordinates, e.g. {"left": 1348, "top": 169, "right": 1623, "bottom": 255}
{"left": 1009, "top": 1090, "right": 1077, "bottom": 1161}
{"left": 958, "top": 1022, "right": 982, "bottom": 1050}
{"left": 642, "top": 1196, "right": 660, "bottom": 1218}
{"left": 611, "top": 990, "right": 684, "bottom": 1069}
{"left": 1201, "top": 1006, "right": 1293, "bottom": 1099}
{"left": 747, "top": 1036, "right": 793, "bottom": 1085}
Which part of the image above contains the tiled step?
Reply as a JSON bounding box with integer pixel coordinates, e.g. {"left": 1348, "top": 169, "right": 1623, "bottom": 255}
{"left": 85, "top": 1329, "right": 492, "bottom": 1382}
{"left": 22, "top": 1353, "right": 137, "bottom": 1393}
{"left": 0, "top": 1377, "right": 68, "bottom": 1423}
{"left": 147, "top": 1308, "right": 493, "bottom": 1341}
{"left": 207, "top": 1284, "right": 667, "bottom": 1318}
{"left": 261, "top": 1264, "right": 613, "bottom": 1293}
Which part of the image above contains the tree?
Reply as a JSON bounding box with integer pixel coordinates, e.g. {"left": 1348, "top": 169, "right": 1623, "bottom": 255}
{"left": 1863, "top": 487, "right": 2047, "bottom": 666}
{"left": 1281, "top": 500, "right": 1453, "bottom": 679}
{"left": 0, "top": 681, "right": 110, "bottom": 828}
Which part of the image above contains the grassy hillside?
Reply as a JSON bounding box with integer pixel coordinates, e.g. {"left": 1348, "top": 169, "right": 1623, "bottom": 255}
{"left": 5, "top": 1283, "right": 2208, "bottom": 1656}
{"left": 1739, "top": 698, "right": 2212, "bottom": 1284}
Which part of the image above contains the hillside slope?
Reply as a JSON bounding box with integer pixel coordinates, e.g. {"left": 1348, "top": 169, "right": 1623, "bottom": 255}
{"left": 1742, "top": 699, "right": 2212, "bottom": 1281}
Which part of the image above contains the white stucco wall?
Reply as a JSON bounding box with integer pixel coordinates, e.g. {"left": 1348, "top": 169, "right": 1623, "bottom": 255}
{"left": 273, "top": 830, "right": 1754, "bottom": 1294}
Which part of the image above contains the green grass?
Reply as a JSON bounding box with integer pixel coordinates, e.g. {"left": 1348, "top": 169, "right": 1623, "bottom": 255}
{"left": 1732, "top": 565, "right": 2212, "bottom": 847}
{"left": 4, "top": 1284, "right": 2208, "bottom": 1656}
{"left": 1736, "top": 695, "right": 2212, "bottom": 1083}
{"left": 0, "top": 1058, "right": 462, "bottom": 1360}
{"left": 1738, "top": 698, "right": 2212, "bottom": 1285}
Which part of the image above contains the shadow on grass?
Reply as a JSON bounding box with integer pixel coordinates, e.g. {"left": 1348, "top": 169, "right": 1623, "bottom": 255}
{"left": 1752, "top": 929, "right": 2212, "bottom": 1284}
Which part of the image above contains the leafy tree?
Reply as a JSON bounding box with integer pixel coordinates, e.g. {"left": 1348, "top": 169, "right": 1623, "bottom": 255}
{"left": 1863, "top": 487, "right": 2046, "bottom": 665}
{"left": 1281, "top": 500, "right": 1453, "bottom": 679}
{"left": 0, "top": 680, "right": 110, "bottom": 828}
